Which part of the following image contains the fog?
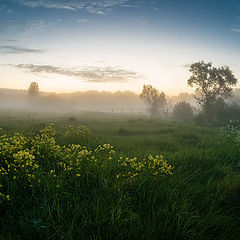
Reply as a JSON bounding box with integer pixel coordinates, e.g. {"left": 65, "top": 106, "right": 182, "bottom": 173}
{"left": 0, "top": 88, "right": 196, "bottom": 114}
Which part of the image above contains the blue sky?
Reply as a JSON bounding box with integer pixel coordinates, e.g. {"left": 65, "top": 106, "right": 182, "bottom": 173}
{"left": 0, "top": 0, "right": 239, "bottom": 94}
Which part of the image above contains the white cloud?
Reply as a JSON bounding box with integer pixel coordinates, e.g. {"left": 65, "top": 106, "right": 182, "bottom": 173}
{"left": 16, "top": 0, "right": 131, "bottom": 14}
{"left": 230, "top": 28, "right": 240, "bottom": 33}
{"left": 61, "top": 6, "right": 76, "bottom": 11}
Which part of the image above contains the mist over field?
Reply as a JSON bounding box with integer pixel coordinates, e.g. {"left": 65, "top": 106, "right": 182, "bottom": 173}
{"left": 0, "top": 87, "right": 196, "bottom": 113}
{"left": 1, "top": 0, "right": 240, "bottom": 239}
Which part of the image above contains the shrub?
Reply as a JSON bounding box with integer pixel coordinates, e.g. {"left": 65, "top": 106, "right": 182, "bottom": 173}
{"left": 172, "top": 101, "right": 194, "bottom": 121}
{"left": 195, "top": 103, "right": 240, "bottom": 126}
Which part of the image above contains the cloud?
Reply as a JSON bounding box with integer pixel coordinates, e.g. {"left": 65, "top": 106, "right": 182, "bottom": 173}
{"left": 0, "top": 19, "right": 46, "bottom": 33}
{"left": 77, "top": 18, "right": 90, "bottom": 24}
{"left": 16, "top": 0, "right": 131, "bottom": 14}
{"left": 7, "top": 39, "right": 20, "bottom": 42}
{"left": 0, "top": 46, "right": 45, "bottom": 54}
{"left": 0, "top": 38, "right": 20, "bottom": 43}
{"left": 230, "top": 28, "right": 240, "bottom": 33}
{"left": 61, "top": 6, "right": 76, "bottom": 11}
{"left": 133, "top": 16, "right": 148, "bottom": 24}
{"left": 9, "top": 64, "right": 141, "bottom": 82}
{"left": 0, "top": 4, "right": 13, "bottom": 15}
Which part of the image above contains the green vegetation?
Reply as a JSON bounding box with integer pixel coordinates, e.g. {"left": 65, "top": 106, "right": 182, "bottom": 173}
{"left": 172, "top": 101, "right": 194, "bottom": 122}
{"left": 188, "top": 61, "right": 237, "bottom": 119}
{"left": 1, "top": 112, "right": 240, "bottom": 239}
{"left": 140, "top": 85, "right": 166, "bottom": 115}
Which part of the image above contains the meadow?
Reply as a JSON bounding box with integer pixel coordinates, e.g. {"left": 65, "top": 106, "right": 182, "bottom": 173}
{"left": 1, "top": 111, "right": 240, "bottom": 240}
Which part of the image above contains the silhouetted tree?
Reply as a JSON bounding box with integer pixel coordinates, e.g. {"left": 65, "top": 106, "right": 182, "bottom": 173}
{"left": 28, "top": 82, "right": 39, "bottom": 97}
{"left": 172, "top": 101, "right": 194, "bottom": 121}
{"left": 140, "top": 84, "right": 166, "bottom": 115}
{"left": 188, "top": 61, "right": 237, "bottom": 117}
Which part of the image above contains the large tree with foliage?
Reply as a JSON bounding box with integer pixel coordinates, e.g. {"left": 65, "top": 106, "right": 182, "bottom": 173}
{"left": 140, "top": 84, "right": 166, "bottom": 115}
{"left": 188, "top": 61, "right": 237, "bottom": 115}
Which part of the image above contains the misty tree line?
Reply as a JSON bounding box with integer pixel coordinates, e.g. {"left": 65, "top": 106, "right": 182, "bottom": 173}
{"left": 140, "top": 61, "right": 238, "bottom": 125}
{"left": 26, "top": 61, "right": 239, "bottom": 125}
{"left": 139, "top": 84, "right": 194, "bottom": 121}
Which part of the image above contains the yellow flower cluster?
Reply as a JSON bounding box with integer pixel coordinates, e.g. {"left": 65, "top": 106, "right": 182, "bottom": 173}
{"left": 58, "top": 144, "right": 92, "bottom": 177}
{"left": 31, "top": 125, "right": 62, "bottom": 163}
{"left": 57, "top": 144, "right": 116, "bottom": 178}
{"left": 117, "top": 154, "right": 173, "bottom": 180}
{"left": 95, "top": 144, "right": 115, "bottom": 154}
{"left": 0, "top": 125, "right": 90, "bottom": 202}
{"left": 60, "top": 125, "right": 92, "bottom": 139}
{"left": 0, "top": 134, "right": 40, "bottom": 203}
{"left": 0, "top": 133, "right": 28, "bottom": 158}
{"left": 0, "top": 126, "right": 59, "bottom": 203}
{"left": 0, "top": 124, "right": 173, "bottom": 203}
{"left": 0, "top": 191, "right": 10, "bottom": 201}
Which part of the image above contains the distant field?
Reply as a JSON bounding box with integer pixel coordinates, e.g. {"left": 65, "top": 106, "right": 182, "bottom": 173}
{"left": 1, "top": 111, "right": 240, "bottom": 239}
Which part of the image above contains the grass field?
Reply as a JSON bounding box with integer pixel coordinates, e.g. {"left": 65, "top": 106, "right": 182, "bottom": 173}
{"left": 1, "top": 111, "right": 240, "bottom": 240}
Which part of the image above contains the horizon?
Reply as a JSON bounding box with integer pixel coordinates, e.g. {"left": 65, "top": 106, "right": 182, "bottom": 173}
{"left": 0, "top": 0, "right": 240, "bottom": 94}
{"left": 0, "top": 85, "right": 193, "bottom": 97}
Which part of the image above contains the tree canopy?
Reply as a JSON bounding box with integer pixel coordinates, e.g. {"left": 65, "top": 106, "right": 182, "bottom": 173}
{"left": 140, "top": 85, "right": 166, "bottom": 115}
{"left": 188, "top": 61, "right": 237, "bottom": 115}
{"left": 28, "top": 82, "right": 39, "bottom": 97}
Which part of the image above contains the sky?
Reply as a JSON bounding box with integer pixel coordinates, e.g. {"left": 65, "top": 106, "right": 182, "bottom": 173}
{"left": 0, "top": 0, "right": 240, "bottom": 95}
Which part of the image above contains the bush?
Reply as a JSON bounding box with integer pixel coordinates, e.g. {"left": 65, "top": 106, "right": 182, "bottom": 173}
{"left": 172, "top": 101, "right": 194, "bottom": 121}
{"left": 195, "top": 103, "right": 240, "bottom": 126}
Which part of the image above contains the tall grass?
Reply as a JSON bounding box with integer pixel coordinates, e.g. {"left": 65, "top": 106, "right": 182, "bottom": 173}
{"left": 0, "top": 113, "right": 240, "bottom": 239}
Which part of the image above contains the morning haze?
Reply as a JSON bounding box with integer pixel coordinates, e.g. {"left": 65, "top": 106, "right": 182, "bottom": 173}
{"left": 1, "top": 0, "right": 240, "bottom": 239}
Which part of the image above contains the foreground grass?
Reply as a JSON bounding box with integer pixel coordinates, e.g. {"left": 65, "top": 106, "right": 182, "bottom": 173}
{"left": 0, "top": 112, "right": 240, "bottom": 239}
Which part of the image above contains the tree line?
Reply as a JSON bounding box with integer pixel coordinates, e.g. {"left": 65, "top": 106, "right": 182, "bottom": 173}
{"left": 26, "top": 61, "right": 238, "bottom": 124}
{"left": 140, "top": 61, "right": 238, "bottom": 124}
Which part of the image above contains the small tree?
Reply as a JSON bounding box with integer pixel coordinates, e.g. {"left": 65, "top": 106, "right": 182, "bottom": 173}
{"left": 172, "top": 101, "right": 194, "bottom": 121}
{"left": 28, "top": 82, "right": 39, "bottom": 97}
{"left": 140, "top": 84, "right": 166, "bottom": 115}
{"left": 188, "top": 61, "right": 237, "bottom": 117}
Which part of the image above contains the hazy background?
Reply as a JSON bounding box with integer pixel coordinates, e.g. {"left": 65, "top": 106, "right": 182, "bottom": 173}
{"left": 0, "top": 87, "right": 194, "bottom": 113}
{"left": 1, "top": 87, "right": 240, "bottom": 114}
